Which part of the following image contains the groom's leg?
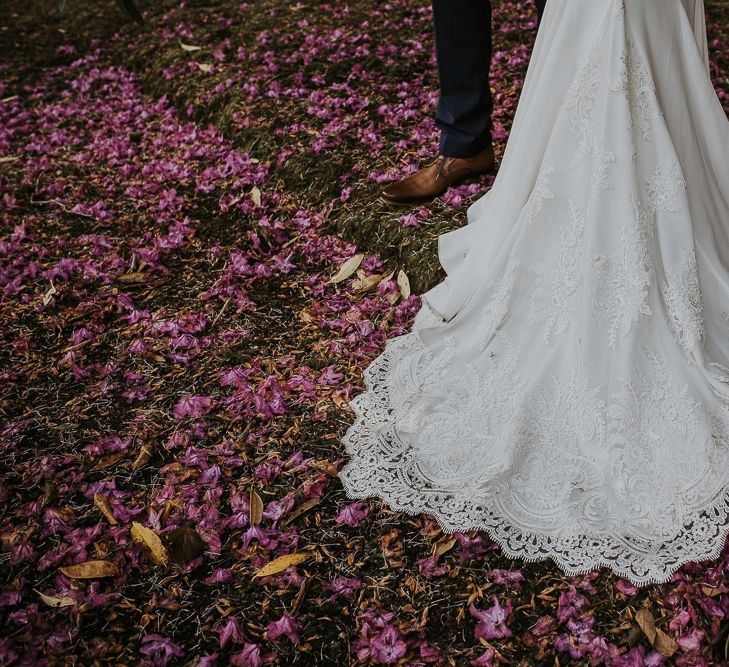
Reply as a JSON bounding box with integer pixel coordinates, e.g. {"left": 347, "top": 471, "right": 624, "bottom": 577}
{"left": 535, "top": 0, "right": 546, "bottom": 21}
{"left": 431, "top": 0, "right": 493, "bottom": 158}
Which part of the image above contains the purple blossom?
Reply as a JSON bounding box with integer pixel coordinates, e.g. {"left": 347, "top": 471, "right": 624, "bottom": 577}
{"left": 266, "top": 611, "right": 301, "bottom": 645}
{"left": 215, "top": 615, "right": 243, "bottom": 649}
{"left": 471, "top": 648, "right": 496, "bottom": 666}
{"left": 487, "top": 568, "right": 525, "bottom": 589}
{"left": 469, "top": 596, "right": 513, "bottom": 641}
{"left": 173, "top": 395, "right": 214, "bottom": 419}
{"left": 203, "top": 568, "right": 234, "bottom": 585}
{"left": 322, "top": 576, "right": 362, "bottom": 602}
{"left": 614, "top": 579, "right": 638, "bottom": 596}
{"left": 0, "top": 586, "right": 23, "bottom": 608}
{"left": 231, "top": 643, "right": 277, "bottom": 667}
{"left": 554, "top": 616, "right": 608, "bottom": 663}
{"left": 677, "top": 628, "right": 705, "bottom": 653}
{"left": 242, "top": 526, "right": 277, "bottom": 551}
{"left": 369, "top": 625, "right": 407, "bottom": 665}
{"left": 530, "top": 615, "right": 558, "bottom": 638}
{"left": 399, "top": 212, "right": 421, "bottom": 228}
{"left": 669, "top": 609, "right": 691, "bottom": 632}
{"left": 557, "top": 584, "right": 590, "bottom": 622}
{"left": 354, "top": 608, "right": 410, "bottom": 666}
{"left": 418, "top": 555, "right": 449, "bottom": 580}
{"left": 453, "top": 532, "right": 494, "bottom": 560}
{"left": 334, "top": 501, "right": 369, "bottom": 527}
{"left": 139, "top": 634, "right": 184, "bottom": 666}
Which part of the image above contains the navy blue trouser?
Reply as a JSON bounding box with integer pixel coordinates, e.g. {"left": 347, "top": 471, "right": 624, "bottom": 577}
{"left": 432, "top": 0, "right": 547, "bottom": 157}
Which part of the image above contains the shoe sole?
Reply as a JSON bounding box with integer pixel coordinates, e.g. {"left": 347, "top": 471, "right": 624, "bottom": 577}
{"left": 380, "top": 193, "right": 439, "bottom": 205}
{"left": 379, "top": 168, "right": 495, "bottom": 206}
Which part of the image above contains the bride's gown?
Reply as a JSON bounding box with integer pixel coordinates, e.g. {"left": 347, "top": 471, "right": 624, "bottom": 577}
{"left": 339, "top": 0, "right": 729, "bottom": 586}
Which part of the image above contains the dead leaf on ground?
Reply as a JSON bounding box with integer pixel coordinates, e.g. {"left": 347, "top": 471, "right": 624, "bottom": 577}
{"left": 309, "top": 460, "right": 338, "bottom": 476}
{"left": 378, "top": 270, "right": 395, "bottom": 286}
{"left": 292, "top": 576, "right": 311, "bottom": 613}
{"left": 91, "top": 452, "right": 126, "bottom": 470}
{"left": 35, "top": 589, "right": 76, "bottom": 608}
{"left": 42, "top": 282, "right": 57, "bottom": 306}
{"left": 131, "top": 522, "right": 169, "bottom": 566}
{"left": 165, "top": 526, "right": 207, "bottom": 565}
{"left": 116, "top": 272, "right": 147, "bottom": 284}
{"left": 93, "top": 493, "right": 118, "bottom": 526}
{"left": 131, "top": 440, "right": 155, "bottom": 470}
{"left": 331, "top": 394, "right": 350, "bottom": 410}
{"left": 252, "top": 552, "right": 310, "bottom": 579}
{"left": 433, "top": 538, "right": 456, "bottom": 558}
{"left": 397, "top": 270, "right": 411, "bottom": 299}
{"left": 635, "top": 609, "right": 678, "bottom": 657}
{"left": 329, "top": 253, "right": 364, "bottom": 284}
{"left": 352, "top": 272, "right": 382, "bottom": 292}
{"left": 59, "top": 560, "right": 120, "bottom": 579}
{"left": 249, "top": 488, "right": 264, "bottom": 526}
{"left": 179, "top": 41, "right": 202, "bottom": 52}
{"left": 283, "top": 498, "right": 320, "bottom": 525}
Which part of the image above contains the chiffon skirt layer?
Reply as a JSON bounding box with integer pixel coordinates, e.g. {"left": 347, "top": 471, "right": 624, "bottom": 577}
{"left": 339, "top": 0, "right": 729, "bottom": 586}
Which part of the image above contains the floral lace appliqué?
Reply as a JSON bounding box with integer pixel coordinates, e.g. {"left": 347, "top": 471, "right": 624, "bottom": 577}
{"left": 528, "top": 200, "right": 586, "bottom": 345}
{"left": 590, "top": 194, "right": 654, "bottom": 348}
{"left": 662, "top": 248, "right": 704, "bottom": 359}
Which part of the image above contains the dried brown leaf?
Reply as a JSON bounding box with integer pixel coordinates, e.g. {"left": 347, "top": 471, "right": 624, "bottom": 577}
{"left": 291, "top": 576, "right": 311, "bottom": 613}
{"left": 378, "top": 270, "right": 395, "bottom": 285}
{"left": 34, "top": 589, "right": 76, "bottom": 608}
{"left": 93, "top": 493, "right": 118, "bottom": 526}
{"left": 635, "top": 609, "right": 678, "bottom": 657}
{"left": 397, "top": 270, "right": 411, "bottom": 299}
{"left": 59, "top": 560, "right": 120, "bottom": 579}
{"left": 352, "top": 273, "right": 382, "bottom": 292}
{"left": 249, "top": 488, "right": 264, "bottom": 526}
{"left": 42, "top": 282, "right": 57, "bottom": 306}
{"left": 635, "top": 609, "right": 657, "bottom": 642}
{"left": 283, "top": 498, "right": 320, "bottom": 525}
{"left": 329, "top": 253, "right": 364, "bottom": 284}
{"left": 309, "top": 460, "right": 338, "bottom": 476}
{"left": 116, "top": 272, "right": 147, "bottom": 284}
{"left": 434, "top": 538, "right": 456, "bottom": 558}
{"left": 252, "top": 552, "right": 310, "bottom": 579}
{"left": 165, "top": 526, "right": 206, "bottom": 565}
{"left": 332, "top": 395, "right": 350, "bottom": 410}
{"left": 131, "top": 440, "right": 155, "bottom": 470}
{"left": 131, "top": 522, "right": 169, "bottom": 566}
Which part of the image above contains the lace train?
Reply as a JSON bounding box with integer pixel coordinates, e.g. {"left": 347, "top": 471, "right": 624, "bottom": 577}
{"left": 340, "top": 306, "right": 729, "bottom": 585}
{"left": 339, "top": 0, "right": 729, "bottom": 586}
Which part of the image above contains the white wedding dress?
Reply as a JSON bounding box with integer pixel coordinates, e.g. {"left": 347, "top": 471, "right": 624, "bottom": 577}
{"left": 339, "top": 0, "right": 729, "bottom": 586}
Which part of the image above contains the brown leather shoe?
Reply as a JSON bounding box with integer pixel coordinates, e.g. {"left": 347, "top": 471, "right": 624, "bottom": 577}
{"left": 380, "top": 144, "right": 495, "bottom": 205}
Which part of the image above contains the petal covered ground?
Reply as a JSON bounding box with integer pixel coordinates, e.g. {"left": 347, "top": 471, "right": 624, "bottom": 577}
{"left": 1, "top": 1, "right": 729, "bottom": 666}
